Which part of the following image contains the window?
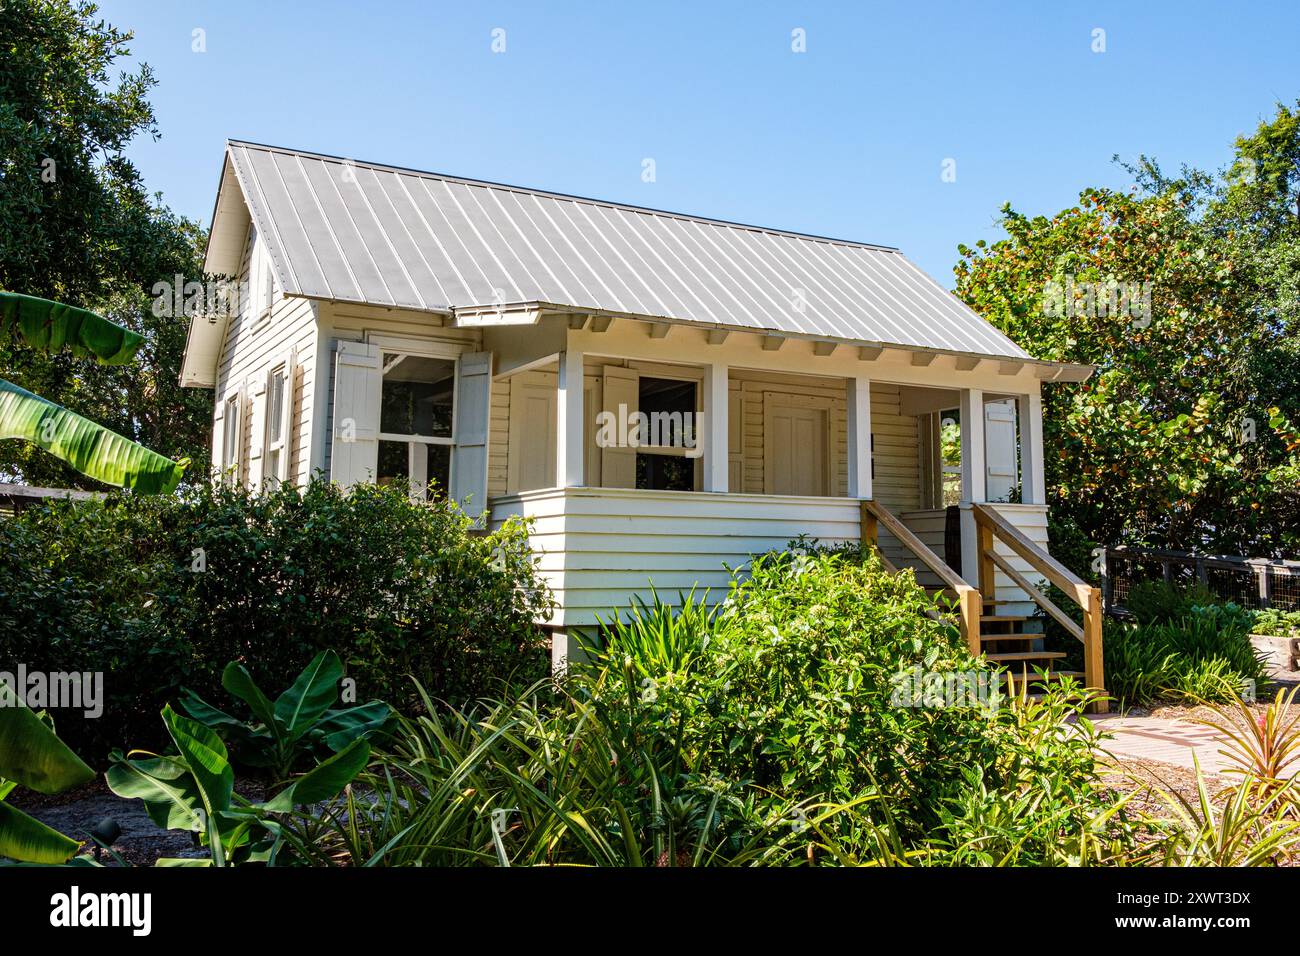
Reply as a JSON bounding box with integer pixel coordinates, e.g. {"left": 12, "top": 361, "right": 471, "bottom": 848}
{"left": 252, "top": 236, "right": 275, "bottom": 329}
{"left": 264, "top": 364, "right": 288, "bottom": 486}
{"left": 635, "top": 376, "right": 697, "bottom": 492}
{"left": 376, "top": 352, "right": 455, "bottom": 498}
{"left": 222, "top": 394, "right": 241, "bottom": 479}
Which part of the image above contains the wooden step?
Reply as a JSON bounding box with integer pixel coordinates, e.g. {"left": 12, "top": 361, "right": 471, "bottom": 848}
{"left": 997, "top": 670, "right": 1085, "bottom": 684}
{"left": 985, "top": 651, "right": 1067, "bottom": 663}
{"left": 981, "top": 614, "right": 1030, "bottom": 623}
{"left": 979, "top": 633, "right": 1040, "bottom": 643}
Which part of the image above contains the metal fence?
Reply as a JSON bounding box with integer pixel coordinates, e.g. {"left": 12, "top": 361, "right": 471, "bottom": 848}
{"left": 1102, "top": 546, "right": 1300, "bottom": 614}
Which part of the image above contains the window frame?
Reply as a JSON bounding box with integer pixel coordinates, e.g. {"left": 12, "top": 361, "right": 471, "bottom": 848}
{"left": 632, "top": 371, "right": 701, "bottom": 489}
{"left": 221, "top": 393, "right": 242, "bottom": 481}
{"left": 263, "top": 360, "right": 291, "bottom": 487}
{"left": 374, "top": 343, "right": 462, "bottom": 499}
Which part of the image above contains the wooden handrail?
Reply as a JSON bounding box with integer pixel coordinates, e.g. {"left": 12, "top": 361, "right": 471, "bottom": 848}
{"left": 986, "top": 548, "right": 1083, "bottom": 642}
{"left": 972, "top": 504, "right": 1091, "bottom": 605}
{"left": 861, "top": 499, "right": 982, "bottom": 655}
{"left": 972, "top": 503, "right": 1106, "bottom": 713}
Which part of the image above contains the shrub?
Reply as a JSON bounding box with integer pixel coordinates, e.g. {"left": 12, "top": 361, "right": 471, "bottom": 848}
{"left": 1104, "top": 612, "right": 1267, "bottom": 707}
{"left": 1124, "top": 579, "right": 1218, "bottom": 625}
{"left": 0, "top": 478, "right": 552, "bottom": 760}
{"left": 1249, "top": 608, "right": 1300, "bottom": 638}
{"left": 281, "top": 553, "right": 1134, "bottom": 866}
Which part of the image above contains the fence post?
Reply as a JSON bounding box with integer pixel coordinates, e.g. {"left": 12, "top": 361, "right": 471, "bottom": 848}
{"left": 1101, "top": 547, "right": 1115, "bottom": 614}
{"left": 1257, "top": 564, "right": 1273, "bottom": 609}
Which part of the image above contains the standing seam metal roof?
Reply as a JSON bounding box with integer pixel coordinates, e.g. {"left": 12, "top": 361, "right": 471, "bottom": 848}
{"left": 218, "top": 140, "right": 1031, "bottom": 360}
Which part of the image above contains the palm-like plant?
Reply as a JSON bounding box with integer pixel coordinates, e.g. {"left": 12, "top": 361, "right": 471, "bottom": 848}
{"left": 0, "top": 682, "right": 96, "bottom": 864}
{"left": 0, "top": 290, "right": 186, "bottom": 493}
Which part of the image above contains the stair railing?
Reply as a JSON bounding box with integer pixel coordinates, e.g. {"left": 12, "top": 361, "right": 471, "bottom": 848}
{"left": 971, "top": 503, "right": 1107, "bottom": 713}
{"left": 860, "top": 499, "right": 982, "bottom": 656}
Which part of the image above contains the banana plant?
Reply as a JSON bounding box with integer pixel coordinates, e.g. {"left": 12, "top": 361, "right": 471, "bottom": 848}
{"left": 0, "top": 682, "right": 96, "bottom": 864}
{"left": 106, "top": 705, "right": 371, "bottom": 866}
{"left": 0, "top": 290, "right": 187, "bottom": 493}
{"left": 179, "top": 650, "right": 393, "bottom": 785}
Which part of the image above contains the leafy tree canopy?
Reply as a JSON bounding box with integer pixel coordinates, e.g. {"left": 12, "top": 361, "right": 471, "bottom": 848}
{"left": 955, "top": 101, "right": 1300, "bottom": 559}
{"left": 0, "top": 0, "right": 210, "bottom": 487}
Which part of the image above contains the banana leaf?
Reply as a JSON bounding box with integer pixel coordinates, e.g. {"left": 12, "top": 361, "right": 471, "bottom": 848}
{"left": 0, "top": 800, "right": 82, "bottom": 864}
{"left": 0, "top": 290, "right": 143, "bottom": 365}
{"left": 0, "top": 377, "right": 187, "bottom": 493}
{"left": 0, "top": 683, "right": 94, "bottom": 794}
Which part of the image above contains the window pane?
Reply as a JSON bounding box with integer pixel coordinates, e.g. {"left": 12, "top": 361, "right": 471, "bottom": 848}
{"left": 381, "top": 355, "right": 455, "bottom": 437}
{"left": 267, "top": 368, "right": 286, "bottom": 444}
{"left": 638, "top": 377, "right": 697, "bottom": 449}
{"left": 377, "top": 439, "right": 409, "bottom": 488}
{"left": 425, "top": 443, "right": 450, "bottom": 500}
{"left": 637, "top": 453, "right": 693, "bottom": 491}
{"left": 377, "top": 440, "right": 450, "bottom": 501}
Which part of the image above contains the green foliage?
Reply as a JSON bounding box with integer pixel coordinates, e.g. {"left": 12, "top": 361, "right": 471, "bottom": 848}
{"left": 281, "top": 553, "right": 1123, "bottom": 866}
{"left": 106, "top": 704, "right": 370, "bottom": 866}
{"left": 1104, "top": 610, "right": 1267, "bottom": 707}
{"left": 0, "top": 0, "right": 211, "bottom": 486}
{"left": 1249, "top": 608, "right": 1300, "bottom": 638}
{"left": 1124, "top": 580, "right": 1217, "bottom": 625}
{"left": 954, "top": 101, "right": 1300, "bottom": 556}
{"left": 0, "top": 478, "right": 552, "bottom": 759}
{"left": 179, "top": 650, "right": 394, "bottom": 783}
{"left": 0, "top": 683, "right": 95, "bottom": 864}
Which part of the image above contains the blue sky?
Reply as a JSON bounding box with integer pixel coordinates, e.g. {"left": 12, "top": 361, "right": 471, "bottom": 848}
{"left": 100, "top": 0, "right": 1299, "bottom": 285}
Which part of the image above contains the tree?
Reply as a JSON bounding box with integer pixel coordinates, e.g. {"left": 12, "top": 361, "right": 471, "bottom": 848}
{"left": 0, "top": 0, "right": 210, "bottom": 487}
{"left": 954, "top": 101, "right": 1300, "bottom": 561}
{"left": 0, "top": 291, "right": 187, "bottom": 492}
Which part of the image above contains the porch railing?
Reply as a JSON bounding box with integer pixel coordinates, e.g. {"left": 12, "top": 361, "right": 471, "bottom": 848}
{"left": 860, "top": 499, "right": 982, "bottom": 656}
{"left": 972, "top": 503, "right": 1107, "bottom": 713}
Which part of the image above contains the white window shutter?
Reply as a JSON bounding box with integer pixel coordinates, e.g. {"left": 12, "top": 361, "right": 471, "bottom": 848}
{"left": 211, "top": 401, "right": 225, "bottom": 483}
{"left": 601, "top": 366, "right": 639, "bottom": 488}
{"left": 279, "top": 350, "right": 297, "bottom": 483}
{"left": 330, "top": 341, "right": 381, "bottom": 487}
{"left": 451, "top": 352, "right": 492, "bottom": 524}
{"left": 247, "top": 376, "right": 267, "bottom": 489}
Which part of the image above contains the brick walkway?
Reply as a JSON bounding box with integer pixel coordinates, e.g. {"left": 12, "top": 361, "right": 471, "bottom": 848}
{"left": 1089, "top": 713, "right": 1236, "bottom": 773}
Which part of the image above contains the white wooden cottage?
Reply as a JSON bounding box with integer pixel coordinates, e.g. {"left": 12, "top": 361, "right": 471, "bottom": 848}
{"left": 181, "top": 141, "right": 1105, "bottom": 702}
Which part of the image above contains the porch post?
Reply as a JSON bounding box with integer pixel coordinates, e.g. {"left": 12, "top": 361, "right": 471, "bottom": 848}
{"left": 959, "top": 387, "right": 987, "bottom": 588}
{"left": 846, "top": 376, "right": 873, "bottom": 499}
{"left": 702, "top": 362, "right": 729, "bottom": 492}
{"left": 556, "top": 349, "right": 585, "bottom": 487}
{"left": 1018, "top": 389, "right": 1047, "bottom": 505}
{"left": 959, "top": 387, "right": 986, "bottom": 504}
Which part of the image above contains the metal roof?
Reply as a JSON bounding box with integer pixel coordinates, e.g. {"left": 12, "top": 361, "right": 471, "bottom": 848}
{"left": 212, "top": 140, "right": 1032, "bottom": 360}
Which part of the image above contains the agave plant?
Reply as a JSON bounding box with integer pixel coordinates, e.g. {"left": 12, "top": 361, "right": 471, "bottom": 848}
{"left": 0, "top": 290, "right": 186, "bottom": 493}
{"left": 0, "top": 682, "right": 96, "bottom": 864}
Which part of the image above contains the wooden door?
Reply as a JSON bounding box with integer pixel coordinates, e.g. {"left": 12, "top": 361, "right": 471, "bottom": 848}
{"left": 764, "top": 396, "right": 829, "bottom": 496}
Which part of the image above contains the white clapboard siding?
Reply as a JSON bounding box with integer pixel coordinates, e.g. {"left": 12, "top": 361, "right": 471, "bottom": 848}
{"left": 489, "top": 487, "right": 861, "bottom": 627}
{"left": 212, "top": 223, "right": 319, "bottom": 486}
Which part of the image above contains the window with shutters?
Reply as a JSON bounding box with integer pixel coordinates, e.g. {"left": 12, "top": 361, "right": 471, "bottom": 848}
{"left": 377, "top": 352, "right": 455, "bottom": 499}
{"left": 264, "top": 363, "right": 288, "bottom": 486}
{"left": 635, "top": 377, "right": 698, "bottom": 492}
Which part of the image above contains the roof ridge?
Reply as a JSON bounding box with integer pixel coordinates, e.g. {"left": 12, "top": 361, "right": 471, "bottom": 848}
{"left": 225, "top": 139, "right": 901, "bottom": 253}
